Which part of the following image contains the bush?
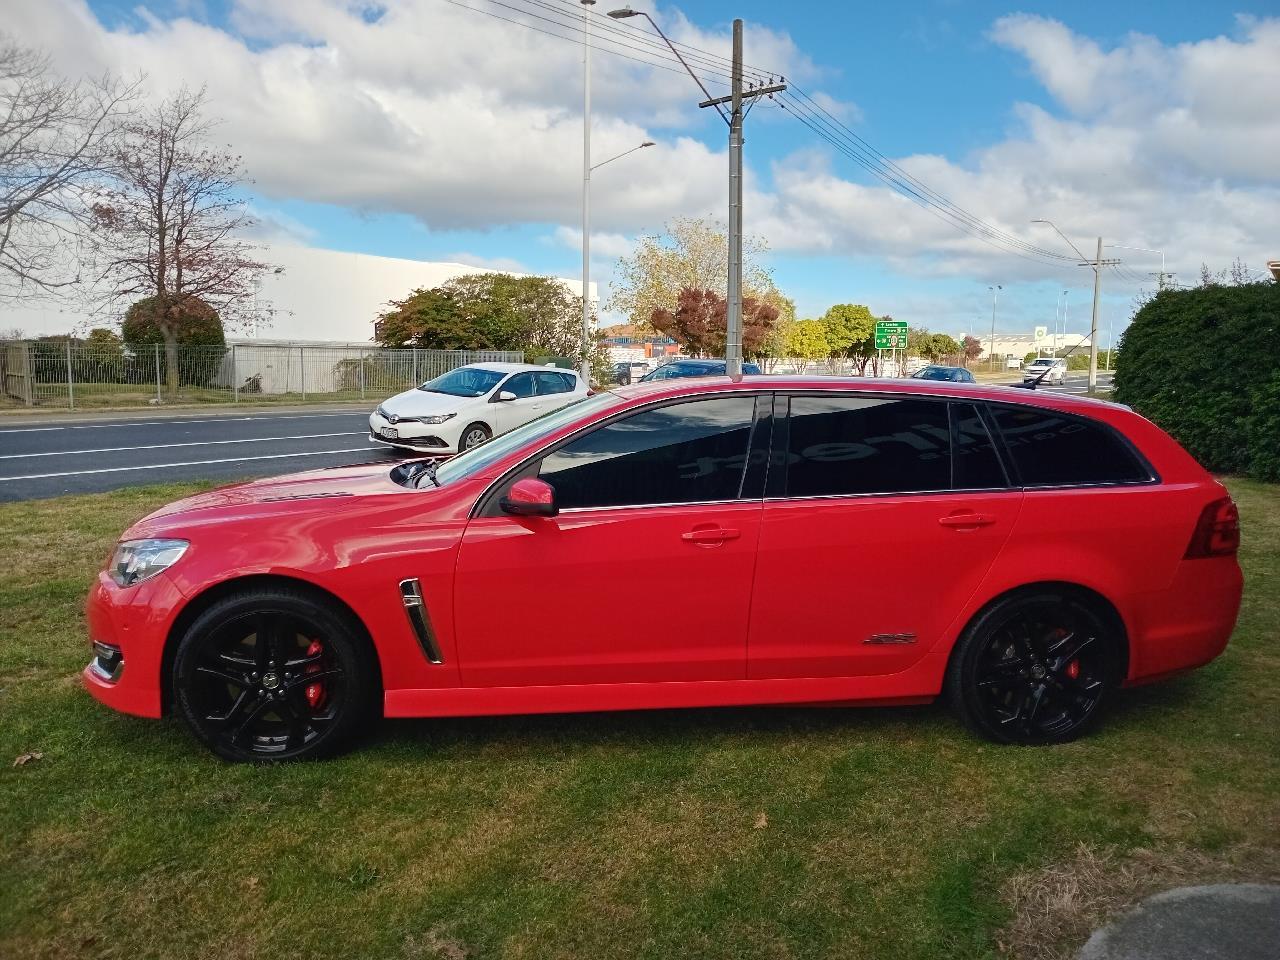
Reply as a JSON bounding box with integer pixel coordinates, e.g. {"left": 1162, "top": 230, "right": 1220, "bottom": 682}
{"left": 1113, "top": 281, "right": 1280, "bottom": 480}
{"left": 123, "top": 295, "right": 225, "bottom": 386}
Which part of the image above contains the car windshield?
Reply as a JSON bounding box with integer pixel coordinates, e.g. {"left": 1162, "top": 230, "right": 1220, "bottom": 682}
{"left": 432, "top": 392, "right": 623, "bottom": 486}
{"left": 418, "top": 366, "right": 506, "bottom": 398}
{"left": 914, "top": 367, "right": 951, "bottom": 380}
{"left": 1030, "top": 360, "right": 1053, "bottom": 367}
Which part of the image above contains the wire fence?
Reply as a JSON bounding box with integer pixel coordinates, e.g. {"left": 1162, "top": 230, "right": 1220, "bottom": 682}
{"left": 0, "top": 341, "right": 524, "bottom": 409}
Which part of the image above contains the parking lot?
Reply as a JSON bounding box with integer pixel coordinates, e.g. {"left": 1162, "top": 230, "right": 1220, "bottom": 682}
{"left": 0, "top": 408, "right": 387, "bottom": 502}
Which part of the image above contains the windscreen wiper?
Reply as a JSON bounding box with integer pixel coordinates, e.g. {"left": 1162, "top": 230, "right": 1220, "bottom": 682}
{"left": 414, "top": 459, "right": 441, "bottom": 488}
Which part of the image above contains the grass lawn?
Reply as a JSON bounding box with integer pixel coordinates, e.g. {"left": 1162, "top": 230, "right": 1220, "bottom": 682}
{"left": 1, "top": 480, "right": 1277, "bottom": 960}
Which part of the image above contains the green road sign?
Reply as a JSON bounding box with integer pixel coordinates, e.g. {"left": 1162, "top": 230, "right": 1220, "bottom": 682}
{"left": 875, "top": 319, "right": 908, "bottom": 350}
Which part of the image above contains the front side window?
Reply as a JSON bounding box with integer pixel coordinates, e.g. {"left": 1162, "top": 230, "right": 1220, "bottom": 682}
{"left": 986, "top": 404, "right": 1152, "bottom": 487}
{"left": 502, "top": 372, "right": 536, "bottom": 399}
{"left": 419, "top": 366, "right": 505, "bottom": 398}
{"left": 538, "top": 396, "right": 757, "bottom": 509}
{"left": 783, "top": 396, "right": 952, "bottom": 497}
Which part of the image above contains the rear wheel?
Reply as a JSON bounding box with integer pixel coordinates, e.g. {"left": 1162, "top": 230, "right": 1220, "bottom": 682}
{"left": 460, "top": 422, "right": 491, "bottom": 450}
{"left": 946, "top": 590, "right": 1120, "bottom": 745}
{"left": 172, "top": 587, "right": 377, "bottom": 762}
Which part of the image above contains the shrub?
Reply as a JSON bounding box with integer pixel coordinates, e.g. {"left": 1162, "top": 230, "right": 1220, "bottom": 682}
{"left": 1113, "top": 281, "right": 1280, "bottom": 480}
{"left": 123, "top": 295, "right": 225, "bottom": 386}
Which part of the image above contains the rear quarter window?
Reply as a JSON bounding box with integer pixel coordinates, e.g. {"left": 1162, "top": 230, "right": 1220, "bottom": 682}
{"left": 987, "top": 404, "right": 1153, "bottom": 487}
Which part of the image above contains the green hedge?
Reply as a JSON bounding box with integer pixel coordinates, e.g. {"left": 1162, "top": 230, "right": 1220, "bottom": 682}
{"left": 1113, "top": 282, "right": 1280, "bottom": 480}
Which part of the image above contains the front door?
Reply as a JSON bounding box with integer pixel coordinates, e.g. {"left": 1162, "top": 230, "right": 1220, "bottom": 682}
{"left": 489, "top": 371, "right": 548, "bottom": 434}
{"left": 454, "top": 394, "right": 767, "bottom": 688}
{"left": 748, "top": 395, "right": 1023, "bottom": 679}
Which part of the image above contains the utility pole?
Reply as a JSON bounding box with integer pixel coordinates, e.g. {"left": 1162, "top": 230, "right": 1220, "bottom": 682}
{"left": 987, "top": 284, "right": 1001, "bottom": 371}
{"left": 1087, "top": 237, "right": 1102, "bottom": 391}
{"left": 579, "top": 0, "right": 595, "bottom": 384}
{"left": 695, "top": 21, "right": 785, "bottom": 378}
{"left": 610, "top": 9, "right": 782, "bottom": 376}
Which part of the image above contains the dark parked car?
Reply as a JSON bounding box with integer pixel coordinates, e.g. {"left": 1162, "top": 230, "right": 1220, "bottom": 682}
{"left": 640, "top": 359, "right": 762, "bottom": 382}
{"left": 912, "top": 365, "right": 975, "bottom": 383}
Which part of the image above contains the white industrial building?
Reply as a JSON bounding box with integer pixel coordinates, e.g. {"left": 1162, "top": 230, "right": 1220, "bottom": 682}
{"left": 0, "top": 244, "right": 595, "bottom": 343}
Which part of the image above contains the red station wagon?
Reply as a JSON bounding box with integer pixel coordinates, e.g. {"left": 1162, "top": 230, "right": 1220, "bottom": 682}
{"left": 84, "top": 378, "right": 1243, "bottom": 761}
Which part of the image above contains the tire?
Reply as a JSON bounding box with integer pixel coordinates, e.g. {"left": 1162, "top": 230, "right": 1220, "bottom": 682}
{"left": 459, "top": 422, "right": 491, "bottom": 451}
{"left": 945, "top": 589, "right": 1121, "bottom": 745}
{"left": 172, "top": 586, "right": 378, "bottom": 762}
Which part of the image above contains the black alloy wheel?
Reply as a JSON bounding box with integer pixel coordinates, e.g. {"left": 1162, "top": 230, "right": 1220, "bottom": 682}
{"left": 947, "top": 591, "right": 1119, "bottom": 745}
{"left": 173, "top": 588, "right": 376, "bottom": 762}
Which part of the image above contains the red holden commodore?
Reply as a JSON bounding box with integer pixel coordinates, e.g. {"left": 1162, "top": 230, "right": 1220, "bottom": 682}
{"left": 84, "top": 377, "right": 1243, "bottom": 761}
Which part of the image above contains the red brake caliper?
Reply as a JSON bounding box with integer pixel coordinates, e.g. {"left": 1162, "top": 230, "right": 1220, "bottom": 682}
{"left": 1066, "top": 659, "right": 1081, "bottom": 680}
{"left": 304, "top": 640, "right": 325, "bottom": 709}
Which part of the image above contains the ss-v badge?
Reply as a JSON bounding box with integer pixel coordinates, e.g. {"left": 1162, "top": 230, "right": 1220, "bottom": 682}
{"left": 865, "top": 632, "right": 917, "bottom": 645}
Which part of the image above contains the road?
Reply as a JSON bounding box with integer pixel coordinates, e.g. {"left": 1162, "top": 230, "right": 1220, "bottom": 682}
{"left": 0, "top": 408, "right": 394, "bottom": 502}
{"left": 1040, "top": 371, "right": 1114, "bottom": 395}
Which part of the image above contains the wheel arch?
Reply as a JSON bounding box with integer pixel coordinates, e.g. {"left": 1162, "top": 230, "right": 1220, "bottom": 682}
{"left": 160, "top": 573, "right": 383, "bottom": 716}
{"left": 947, "top": 580, "right": 1130, "bottom": 681}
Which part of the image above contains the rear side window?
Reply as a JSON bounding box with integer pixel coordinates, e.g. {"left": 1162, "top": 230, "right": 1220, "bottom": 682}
{"left": 538, "top": 396, "right": 757, "bottom": 509}
{"left": 986, "top": 404, "right": 1152, "bottom": 487}
{"left": 535, "top": 371, "right": 574, "bottom": 395}
{"left": 784, "top": 396, "right": 952, "bottom": 497}
{"left": 951, "top": 403, "right": 1006, "bottom": 489}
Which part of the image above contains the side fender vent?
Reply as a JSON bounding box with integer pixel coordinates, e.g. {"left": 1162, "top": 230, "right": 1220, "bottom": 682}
{"left": 399, "top": 578, "right": 444, "bottom": 664}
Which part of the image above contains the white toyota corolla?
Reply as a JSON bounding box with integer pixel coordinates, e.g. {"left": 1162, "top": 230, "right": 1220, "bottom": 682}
{"left": 369, "top": 362, "right": 588, "bottom": 454}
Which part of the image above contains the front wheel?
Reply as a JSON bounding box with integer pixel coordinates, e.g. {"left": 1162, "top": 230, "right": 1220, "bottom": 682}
{"left": 172, "top": 587, "right": 378, "bottom": 762}
{"left": 946, "top": 590, "right": 1121, "bottom": 745}
{"left": 459, "top": 422, "right": 491, "bottom": 451}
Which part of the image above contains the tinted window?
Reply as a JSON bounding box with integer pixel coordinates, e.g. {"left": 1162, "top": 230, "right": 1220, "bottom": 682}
{"left": 535, "top": 371, "right": 573, "bottom": 395}
{"left": 951, "top": 403, "right": 1006, "bottom": 489}
{"left": 419, "top": 366, "right": 504, "bottom": 397}
{"left": 987, "top": 404, "right": 1151, "bottom": 486}
{"left": 503, "top": 373, "right": 536, "bottom": 399}
{"left": 539, "top": 396, "right": 757, "bottom": 508}
{"left": 784, "top": 396, "right": 951, "bottom": 497}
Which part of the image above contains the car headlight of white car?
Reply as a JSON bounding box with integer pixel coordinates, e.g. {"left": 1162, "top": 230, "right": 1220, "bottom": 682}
{"left": 109, "top": 538, "right": 189, "bottom": 587}
{"left": 417, "top": 413, "right": 457, "bottom": 425}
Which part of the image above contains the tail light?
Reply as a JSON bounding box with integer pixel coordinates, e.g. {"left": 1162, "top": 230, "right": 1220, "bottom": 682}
{"left": 1184, "top": 497, "right": 1240, "bottom": 558}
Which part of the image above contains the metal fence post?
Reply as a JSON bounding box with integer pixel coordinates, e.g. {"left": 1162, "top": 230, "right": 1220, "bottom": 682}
{"left": 65, "top": 339, "right": 74, "bottom": 410}
{"left": 359, "top": 348, "right": 365, "bottom": 400}
{"left": 232, "top": 344, "right": 238, "bottom": 403}
{"left": 412, "top": 348, "right": 418, "bottom": 387}
{"left": 155, "top": 344, "right": 162, "bottom": 403}
{"left": 299, "top": 345, "right": 305, "bottom": 400}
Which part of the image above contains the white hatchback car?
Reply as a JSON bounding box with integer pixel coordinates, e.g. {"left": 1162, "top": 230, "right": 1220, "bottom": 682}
{"left": 369, "top": 362, "right": 588, "bottom": 454}
{"left": 1023, "top": 357, "right": 1068, "bottom": 385}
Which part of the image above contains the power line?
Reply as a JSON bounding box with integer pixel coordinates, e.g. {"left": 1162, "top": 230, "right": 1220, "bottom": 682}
{"left": 779, "top": 86, "right": 1077, "bottom": 264}
{"left": 774, "top": 93, "right": 1076, "bottom": 267}
{"left": 441, "top": 0, "right": 733, "bottom": 86}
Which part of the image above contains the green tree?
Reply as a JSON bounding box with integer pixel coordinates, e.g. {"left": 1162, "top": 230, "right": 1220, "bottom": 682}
{"left": 922, "top": 333, "right": 961, "bottom": 361}
{"left": 375, "top": 288, "right": 472, "bottom": 349}
{"left": 123, "top": 294, "right": 225, "bottom": 387}
{"left": 608, "top": 217, "right": 777, "bottom": 329}
{"left": 785, "top": 318, "right": 829, "bottom": 370}
{"left": 820, "top": 303, "right": 877, "bottom": 373}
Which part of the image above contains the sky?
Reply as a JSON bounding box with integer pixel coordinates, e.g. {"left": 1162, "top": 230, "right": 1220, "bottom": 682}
{"left": 8, "top": 0, "right": 1280, "bottom": 346}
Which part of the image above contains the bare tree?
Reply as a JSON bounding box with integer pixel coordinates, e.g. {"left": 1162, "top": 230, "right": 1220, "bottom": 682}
{"left": 0, "top": 36, "right": 138, "bottom": 297}
{"left": 87, "top": 87, "right": 273, "bottom": 395}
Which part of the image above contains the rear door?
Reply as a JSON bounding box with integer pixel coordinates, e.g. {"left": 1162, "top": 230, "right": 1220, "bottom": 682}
{"left": 747, "top": 394, "right": 1023, "bottom": 679}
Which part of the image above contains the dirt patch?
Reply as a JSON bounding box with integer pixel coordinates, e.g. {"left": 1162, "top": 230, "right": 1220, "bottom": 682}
{"left": 997, "top": 842, "right": 1280, "bottom": 959}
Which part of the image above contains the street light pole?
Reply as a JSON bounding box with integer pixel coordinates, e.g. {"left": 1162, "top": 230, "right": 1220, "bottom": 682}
{"left": 988, "top": 285, "right": 1001, "bottom": 371}
{"left": 579, "top": 0, "right": 596, "bottom": 384}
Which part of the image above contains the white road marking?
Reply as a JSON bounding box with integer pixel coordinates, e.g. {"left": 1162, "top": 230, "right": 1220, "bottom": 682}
{"left": 0, "top": 411, "right": 369, "bottom": 434}
{"left": 0, "top": 432, "right": 368, "bottom": 460}
{"left": 0, "top": 446, "right": 378, "bottom": 482}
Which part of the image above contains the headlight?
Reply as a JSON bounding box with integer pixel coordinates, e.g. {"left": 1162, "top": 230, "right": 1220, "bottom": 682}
{"left": 418, "top": 413, "right": 457, "bottom": 425}
{"left": 109, "top": 538, "right": 188, "bottom": 587}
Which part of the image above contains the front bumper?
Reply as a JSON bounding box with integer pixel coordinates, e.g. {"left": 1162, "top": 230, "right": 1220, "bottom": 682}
{"left": 82, "top": 570, "right": 187, "bottom": 718}
{"left": 368, "top": 412, "right": 461, "bottom": 454}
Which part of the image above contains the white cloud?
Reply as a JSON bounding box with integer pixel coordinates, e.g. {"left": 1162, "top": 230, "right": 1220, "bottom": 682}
{"left": 4, "top": 1, "right": 1278, "bottom": 310}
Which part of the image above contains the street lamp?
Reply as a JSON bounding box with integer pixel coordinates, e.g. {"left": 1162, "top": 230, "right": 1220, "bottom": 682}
{"left": 580, "top": 135, "right": 653, "bottom": 383}
{"left": 988, "top": 285, "right": 1002, "bottom": 371}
